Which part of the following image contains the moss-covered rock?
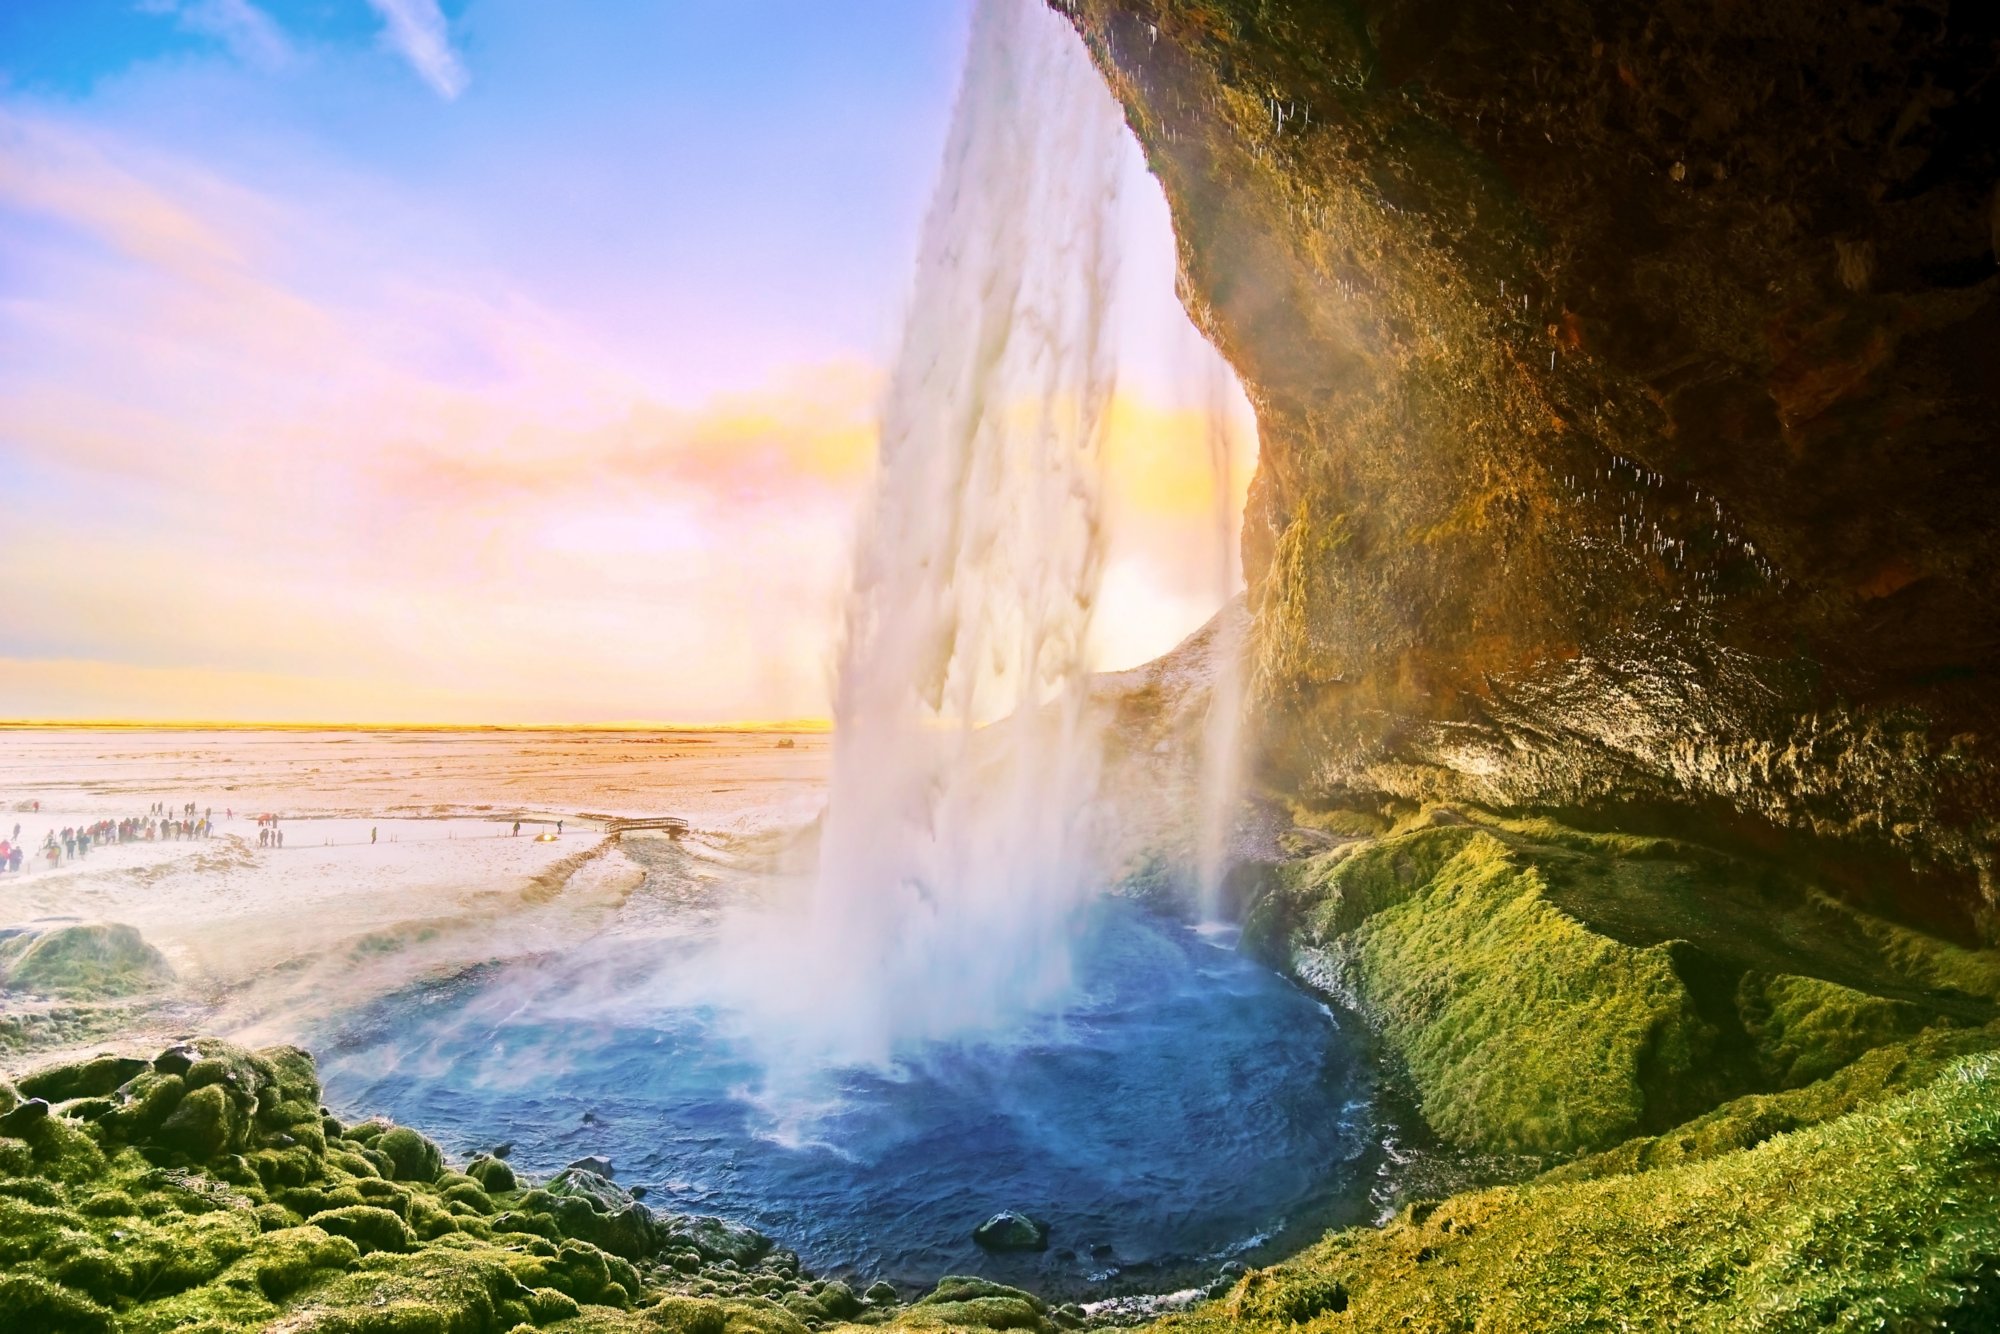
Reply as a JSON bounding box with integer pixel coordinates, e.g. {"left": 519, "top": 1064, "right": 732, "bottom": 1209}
{"left": 375, "top": 1126, "right": 444, "bottom": 1184}
{"left": 15, "top": 1055, "right": 150, "bottom": 1104}
{"left": 0, "top": 923, "right": 173, "bottom": 999}
{"left": 903, "top": 1276, "right": 1049, "bottom": 1332}
{"left": 309, "top": 1205, "right": 417, "bottom": 1255}
{"left": 0, "top": 1272, "right": 115, "bottom": 1333}
{"left": 154, "top": 1083, "right": 243, "bottom": 1160}
{"left": 1285, "top": 827, "right": 1715, "bottom": 1155}
{"left": 466, "top": 1152, "right": 516, "bottom": 1194}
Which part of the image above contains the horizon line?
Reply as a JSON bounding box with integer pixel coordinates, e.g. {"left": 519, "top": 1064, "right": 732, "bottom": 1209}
{"left": 0, "top": 718, "right": 834, "bottom": 734}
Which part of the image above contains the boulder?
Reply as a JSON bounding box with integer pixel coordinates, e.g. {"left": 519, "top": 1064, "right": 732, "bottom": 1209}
{"left": 666, "top": 1214, "right": 774, "bottom": 1267}
{"left": 101, "top": 1072, "right": 184, "bottom": 1139}
{"left": 916, "top": 1276, "right": 1049, "bottom": 1331}
{"left": 567, "top": 1153, "right": 614, "bottom": 1178}
{"left": 153, "top": 1043, "right": 200, "bottom": 1076}
{"left": 310, "top": 1204, "right": 417, "bottom": 1254}
{"left": 972, "top": 1210, "right": 1050, "bottom": 1253}
{"left": 921, "top": 1277, "right": 1046, "bottom": 1312}
{"left": 817, "top": 1279, "right": 864, "bottom": 1319}
{"left": 17, "top": 1055, "right": 150, "bottom": 1103}
{"left": 0, "top": 1098, "right": 51, "bottom": 1135}
{"left": 545, "top": 1169, "right": 669, "bottom": 1259}
{"left": 466, "top": 1153, "right": 517, "bottom": 1194}
{"left": 153, "top": 1084, "right": 241, "bottom": 1159}
{"left": 376, "top": 1126, "right": 444, "bottom": 1182}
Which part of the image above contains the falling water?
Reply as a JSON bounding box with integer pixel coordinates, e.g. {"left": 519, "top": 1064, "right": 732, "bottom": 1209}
{"left": 724, "top": 0, "right": 1132, "bottom": 1068}
{"left": 1193, "top": 356, "right": 1247, "bottom": 921}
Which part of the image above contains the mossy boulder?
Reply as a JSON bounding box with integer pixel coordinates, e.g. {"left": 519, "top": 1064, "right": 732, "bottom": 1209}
{"left": 153, "top": 1084, "right": 244, "bottom": 1160}
{"left": 239, "top": 1224, "right": 362, "bottom": 1299}
{"left": 0, "top": 1272, "right": 114, "bottom": 1333}
{"left": 545, "top": 1168, "right": 671, "bottom": 1259}
{"left": 816, "top": 1279, "right": 863, "bottom": 1319}
{"left": 667, "top": 1213, "right": 772, "bottom": 1267}
{"left": 375, "top": 1126, "right": 444, "bottom": 1183}
{"left": 1285, "top": 828, "right": 1715, "bottom": 1155}
{"left": 910, "top": 1276, "right": 1049, "bottom": 1331}
{"left": 308, "top": 1205, "right": 416, "bottom": 1255}
{"left": 644, "top": 1294, "right": 729, "bottom": 1333}
{"left": 16, "top": 1055, "right": 150, "bottom": 1104}
{"left": 466, "top": 1153, "right": 515, "bottom": 1194}
{"left": 0, "top": 923, "right": 173, "bottom": 999}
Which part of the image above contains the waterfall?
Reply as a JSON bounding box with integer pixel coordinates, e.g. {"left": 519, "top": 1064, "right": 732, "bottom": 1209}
{"left": 1193, "top": 358, "right": 1247, "bottom": 922}
{"left": 723, "top": 0, "right": 1132, "bottom": 1069}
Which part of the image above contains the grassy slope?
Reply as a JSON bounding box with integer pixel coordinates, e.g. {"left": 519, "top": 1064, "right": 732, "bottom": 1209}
{"left": 1151, "top": 1050, "right": 2000, "bottom": 1333}
{"left": 1100, "top": 806, "right": 2000, "bottom": 1333}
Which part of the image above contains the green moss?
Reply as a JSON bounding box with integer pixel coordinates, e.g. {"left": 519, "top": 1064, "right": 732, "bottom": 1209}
{"left": 899, "top": 1296, "right": 1046, "bottom": 1330}
{"left": 0, "top": 1040, "right": 801, "bottom": 1333}
{"left": 896, "top": 1276, "right": 1050, "bottom": 1330}
{"left": 239, "top": 1224, "right": 361, "bottom": 1298}
{"left": 0, "top": 1272, "right": 114, "bottom": 1333}
{"left": 312, "top": 1205, "right": 418, "bottom": 1255}
{"left": 441, "top": 1180, "right": 495, "bottom": 1214}
{"left": 1736, "top": 971, "right": 1935, "bottom": 1087}
{"left": 1551, "top": 1020, "right": 2000, "bottom": 1183}
{"left": 466, "top": 1153, "right": 516, "bottom": 1194}
{"left": 15, "top": 1055, "right": 150, "bottom": 1104}
{"left": 0, "top": 923, "right": 173, "bottom": 999}
{"left": 21, "top": 1113, "right": 109, "bottom": 1182}
{"left": 1325, "top": 831, "right": 1713, "bottom": 1155}
{"left": 643, "top": 1294, "right": 728, "bottom": 1333}
{"left": 276, "top": 1248, "right": 523, "bottom": 1332}
{"left": 1830, "top": 897, "right": 2000, "bottom": 1001}
{"left": 377, "top": 1126, "right": 445, "bottom": 1183}
{"left": 154, "top": 1083, "right": 243, "bottom": 1160}
{"left": 1157, "top": 1052, "right": 2000, "bottom": 1333}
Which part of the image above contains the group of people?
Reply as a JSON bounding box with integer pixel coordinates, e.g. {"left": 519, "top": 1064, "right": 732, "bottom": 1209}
{"left": 0, "top": 800, "right": 223, "bottom": 874}
{"left": 257, "top": 813, "right": 285, "bottom": 849}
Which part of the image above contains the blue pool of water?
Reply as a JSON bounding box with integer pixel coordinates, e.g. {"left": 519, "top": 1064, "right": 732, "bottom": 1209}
{"left": 316, "top": 899, "right": 1376, "bottom": 1294}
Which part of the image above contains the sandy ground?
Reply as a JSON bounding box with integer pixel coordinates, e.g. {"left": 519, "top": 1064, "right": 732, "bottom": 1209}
{"left": 0, "top": 728, "right": 829, "bottom": 1045}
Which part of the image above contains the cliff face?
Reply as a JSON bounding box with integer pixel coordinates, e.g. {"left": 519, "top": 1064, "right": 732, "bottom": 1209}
{"left": 1055, "top": 0, "right": 2000, "bottom": 935}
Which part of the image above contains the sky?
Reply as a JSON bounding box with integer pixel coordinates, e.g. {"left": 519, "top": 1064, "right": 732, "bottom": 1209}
{"left": 0, "top": 0, "right": 1255, "bottom": 725}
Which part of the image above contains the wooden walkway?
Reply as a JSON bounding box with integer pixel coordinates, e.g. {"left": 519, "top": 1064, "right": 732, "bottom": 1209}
{"left": 601, "top": 815, "right": 689, "bottom": 837}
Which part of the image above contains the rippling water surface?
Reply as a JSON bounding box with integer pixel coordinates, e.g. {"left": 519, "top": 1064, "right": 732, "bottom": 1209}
{"left": 318, "top": 898, "right": 1375, "bottom": 1295}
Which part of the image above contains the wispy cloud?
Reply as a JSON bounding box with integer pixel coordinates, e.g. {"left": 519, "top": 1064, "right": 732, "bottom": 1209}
{"left": 364, "top": 0, "right": 468, "bottom": 100}
{"left": 138, "top": 0, "right": 293, "bottom": 71}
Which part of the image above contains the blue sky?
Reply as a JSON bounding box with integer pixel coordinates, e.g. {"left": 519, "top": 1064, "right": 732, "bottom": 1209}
{"left": 2, "top": 0, "right": 972, "bottom": 396}
{"left": 0, "top": 1, "right": 1253, "bottom": 723}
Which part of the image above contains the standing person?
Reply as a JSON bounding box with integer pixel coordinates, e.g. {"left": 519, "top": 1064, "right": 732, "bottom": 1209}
{"left": 557, "top": 820, "right": 564, "bottom": 835}
{"left": 276, "top": 829, "right": 283, "bottom": 849}
{"left": 512, "top": 820, "right": 520, "bottom": 837}
{"left": 371, "top": 827, "right": 378, "bottom": 845}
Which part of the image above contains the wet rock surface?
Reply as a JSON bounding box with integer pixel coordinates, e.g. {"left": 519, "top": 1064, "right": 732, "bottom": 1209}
{"left": 974, "top": 1210, "right": 1052, "bottom": 1253}
{"left": 1058, "top": 0, "right": 2000, "bottom": 936}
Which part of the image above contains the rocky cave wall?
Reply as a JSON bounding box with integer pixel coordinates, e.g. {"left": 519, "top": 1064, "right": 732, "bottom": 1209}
{"left": 1054, "top": 0, "right": 2000, "bottom": 936}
